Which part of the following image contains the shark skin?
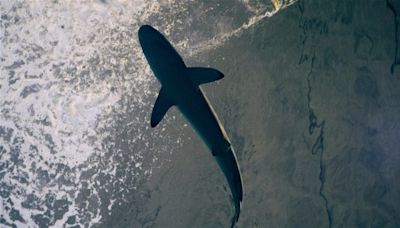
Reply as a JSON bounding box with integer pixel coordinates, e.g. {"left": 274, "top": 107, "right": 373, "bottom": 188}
{"left": 138, "top": 25, "right": 243, "bottom": 227}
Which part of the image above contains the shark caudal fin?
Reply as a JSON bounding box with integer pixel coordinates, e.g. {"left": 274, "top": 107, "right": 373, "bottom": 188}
{"left": 187, "top": 67, "right": 224, "bottom": 86}
{"left": 214, "top": 145, "right": 243, "bottom": 228}
{"left": 151, "top": 87, "right": 174, "bottom": 128}
{"left": 230, "top": 198, "right": 241, "bottom": 228}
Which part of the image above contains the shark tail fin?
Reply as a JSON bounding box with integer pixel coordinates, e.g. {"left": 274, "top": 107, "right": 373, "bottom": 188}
{"left": 230, "top": 200, "right": 241, "bottom": 228}
{"left": 220, "top": 145, "right": 242, "bottom": 228}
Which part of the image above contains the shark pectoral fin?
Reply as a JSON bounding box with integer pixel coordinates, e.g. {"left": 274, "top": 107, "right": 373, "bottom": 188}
{"left": 187, "top": 67, "right": 224, "bottom": 86}
{"left": 151, "top": 87, "right": 174, "bottom": 128}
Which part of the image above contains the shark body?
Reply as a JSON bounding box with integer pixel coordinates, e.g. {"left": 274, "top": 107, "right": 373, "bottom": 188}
{"left": 138, "top": 25, "right": 243, "bottom": 227}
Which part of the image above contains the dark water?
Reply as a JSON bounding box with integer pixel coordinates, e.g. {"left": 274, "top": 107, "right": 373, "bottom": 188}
{"left": 1, "top": 0, "right": 400, "bottom": 227}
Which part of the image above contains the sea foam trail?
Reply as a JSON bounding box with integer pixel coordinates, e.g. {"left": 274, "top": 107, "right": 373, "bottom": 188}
{"left": 1, "top": 1, "right": 151, "bottom": 227}
{"left": 186, "top": 0, "right": 298, "bottom": 55}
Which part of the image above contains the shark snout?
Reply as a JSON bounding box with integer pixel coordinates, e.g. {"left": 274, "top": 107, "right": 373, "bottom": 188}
{"left": 138, "top": 25, "right": 158, "bottom": 43}
{"left": 138, "top": 25, "right": 155, "bottom": 35}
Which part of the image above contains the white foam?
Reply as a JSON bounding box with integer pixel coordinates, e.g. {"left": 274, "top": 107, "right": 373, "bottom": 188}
{"left": 1, "top": 0, "right": 149, "bottom": 227}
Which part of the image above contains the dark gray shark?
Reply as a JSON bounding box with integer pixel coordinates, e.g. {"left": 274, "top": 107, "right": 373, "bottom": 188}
{"left": 138, "top": 25, "right": 243, "bottom": 227}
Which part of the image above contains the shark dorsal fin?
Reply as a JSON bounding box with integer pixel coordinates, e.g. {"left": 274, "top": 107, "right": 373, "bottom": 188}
{"left": 151, "top": 87, "right": 174, "bottom": 128}
{"left": 187, "top": 67, "right": 224, "bottom": 86}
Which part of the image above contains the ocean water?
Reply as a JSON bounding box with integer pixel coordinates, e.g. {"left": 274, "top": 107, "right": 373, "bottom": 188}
{"left": 0, "top": 0, "right": 296, "bottom": 227}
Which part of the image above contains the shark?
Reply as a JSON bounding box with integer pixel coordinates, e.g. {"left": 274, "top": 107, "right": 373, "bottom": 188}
{"left": 138, "top": 25, "right": 243, "bottom": 227}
